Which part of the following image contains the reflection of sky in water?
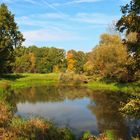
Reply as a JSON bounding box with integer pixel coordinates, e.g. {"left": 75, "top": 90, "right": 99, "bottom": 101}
{"left": 15, "top": 86, "right": 140, "bottom": 139}
{"left": 16, "top": 98, "right": 98, "bottom": 135}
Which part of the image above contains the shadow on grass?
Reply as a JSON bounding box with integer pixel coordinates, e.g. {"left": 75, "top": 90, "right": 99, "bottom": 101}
{"left": 115, "top": 81, "right": 140, "bottom": 92}
{"left": 99, "top": 77, "right": 140, "bottom": 93}
{"left": 116, "top": 82, "right": 139, "bottom": 87}
{"left": 0, "top": 74, "right": 28, "bottom": 81}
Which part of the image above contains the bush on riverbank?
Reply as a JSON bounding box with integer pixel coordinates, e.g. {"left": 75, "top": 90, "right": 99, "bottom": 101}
{"left": 59, "top": 72, "right": 88, "bottom": 86}
{"left": 0, "top": 101, "right": 12, "bottom": 127}
{"left": 81, "top": 130, "right": 118, "bottom": 140}
{"left": 0, "top": 115, "right": 75, "bottom": 140}
{"left": 120, "top": 98, "right": 140, "bottom": 118}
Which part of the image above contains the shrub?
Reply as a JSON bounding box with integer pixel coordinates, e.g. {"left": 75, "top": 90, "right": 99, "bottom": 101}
{"left": 81, "top": 131, "right": 95, "bottom": 140}
{"left": 0, "top": 128, "right": 18, "bottom": 140}
{"left": 0, "top": 81, "right": 10, "bottom": 90}
{"left": 0, "top": 101, "right": 12, "bottom": 127}
{"left": 59, "top": 73, "right": 88, "bottom": 86}
{"left": 10, "top": 117, "right": 75, "bottom": 140}
{"left": 120, "top": 99, "right": 140, "bottom": 118}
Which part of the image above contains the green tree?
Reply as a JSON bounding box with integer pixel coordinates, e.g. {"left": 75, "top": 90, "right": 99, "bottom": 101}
{"left": 116, "top": 0, "right": 140, "bottom": 80}
{"left": 0, "top": 3, "right": 24, "bottom": 73}
{"left": 74, "top": 51, "right": 87, "bottom": 74}
{"left": 13, "top": 46, "right": 36, "bottom": 73}
{"left": 28, "top": 46, "right": 66, "bottom": 73}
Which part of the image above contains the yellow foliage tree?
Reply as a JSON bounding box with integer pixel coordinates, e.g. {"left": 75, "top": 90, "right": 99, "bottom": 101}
{"left": 66, "top": 51, "right": 75, "bottom": 72}
{"left": 85, "top": 34, "right": 129, "bottom": 82}
{"left": 53, "top": 65, "right": 60, "bottom": 73}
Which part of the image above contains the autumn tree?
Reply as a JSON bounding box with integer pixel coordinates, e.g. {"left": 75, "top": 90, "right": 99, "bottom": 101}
{"left": 66, "top": 50, "right": 87, "bottom": 73}
{"left": 0, "top": 3, "right": 24, "bottom": 73}
{"left": 85, "top": 34, "right": 128, "bottom": 82}
{"left": 116, "top": 0, "right": 140, "bottom": 80}
{"left": 66, "top": 50, "right": 75, "bottom": 72}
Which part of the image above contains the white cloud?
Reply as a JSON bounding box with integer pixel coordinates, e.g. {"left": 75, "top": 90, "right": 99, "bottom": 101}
{"left": 1, "top": 0, "right": 15, "bottom": 3}
{"left": 30, "top": 13, "right": 67, "bottom": 20}
{"left": 117, "top": 0, "right": 130, "bottom": 6}
{"left": 53, "top": 0, "right": 101, "bottom": 6}
{"left": 17, "top": 12, "right": 118, "bottom": 27}
{"left": 65, "top": 0, "right": 101, "bottom": 4}
{"left": 24, "top": 0, "right": 37, "bottom": 4}
{"left": 23, "top": 28, "right": 82, "bottom": 46}
{"left": 19, "top": 11, "right": 117, "bottom": 46}
{"left": 73, "top": 13, "right": 119, "bottom": 25}
{"left": 121, "top": 0, "right": 130, "bottom": 2}
{"left": 40, "top": 0, "right": 65, "bottom": 15}
{"left": 1, "top": 0, "right": 37, "bottom": 4}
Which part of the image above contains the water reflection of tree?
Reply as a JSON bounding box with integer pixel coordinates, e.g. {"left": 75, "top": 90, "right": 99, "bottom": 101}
{"left": 126, "top": 119, "right": 140, "bottom": 139}
{"left": 12, "top": 86, "right": 140, "bottom": 139}
{"left": 13, "top": 86, "right": 92, "bottom": 103}
{"left": 88, "top": 91, "right": 139, "bottom": 139}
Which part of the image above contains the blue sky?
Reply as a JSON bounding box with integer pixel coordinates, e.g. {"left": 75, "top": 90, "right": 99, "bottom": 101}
{"left": 1, "top": 0, "right": 130, "bottom": 52}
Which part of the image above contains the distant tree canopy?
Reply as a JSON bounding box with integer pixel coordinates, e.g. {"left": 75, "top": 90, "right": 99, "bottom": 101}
{"left": 0, "top": 3, "right": 24, "bottom": 73}
{"left": 13, "top": 46, "right": 66, "bottom": 73}
{"left": 13, "top": 47, "right": 87, "bottom": 74}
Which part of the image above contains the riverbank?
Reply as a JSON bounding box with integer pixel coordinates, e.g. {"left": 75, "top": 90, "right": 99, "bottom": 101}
{"left": 0, "top": 73, "right": 59, "bottom": 91}
{"left": 86, "top": 81, "right": 140, "bottom": 94}
{"left": 0, "top": 73, "right": 139, "bottom": 94}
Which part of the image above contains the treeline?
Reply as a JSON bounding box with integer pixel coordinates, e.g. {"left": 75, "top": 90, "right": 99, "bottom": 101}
{"left": 13, "top": 46, "right": 66, "bottom": 73}
{"left": 4, "top": 33, "right": 140, "bottom": 83}
{"left": 12, "top": 46, "right": 87, "bottom": 74}
{"left": 0, "top": 2, "right": 140, "bottom": 83}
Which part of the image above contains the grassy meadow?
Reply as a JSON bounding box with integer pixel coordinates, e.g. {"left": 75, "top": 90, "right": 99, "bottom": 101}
{"left": 0, "top": 73, "right": 59, "bottom": 90}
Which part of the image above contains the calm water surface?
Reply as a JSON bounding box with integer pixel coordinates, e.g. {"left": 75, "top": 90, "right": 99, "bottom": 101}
{"left": 14, "top": 86, "right": 140, "bottom": 139}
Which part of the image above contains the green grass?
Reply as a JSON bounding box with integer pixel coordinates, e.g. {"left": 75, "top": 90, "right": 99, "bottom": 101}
{"left": 85, "top": 81, "right": 140, "bottom": 94}
{"left": 0, "top": 73, "right": 59, "bottom": 91}
{"left": 0, "top": 73, "right": 139, "bottom": 94}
